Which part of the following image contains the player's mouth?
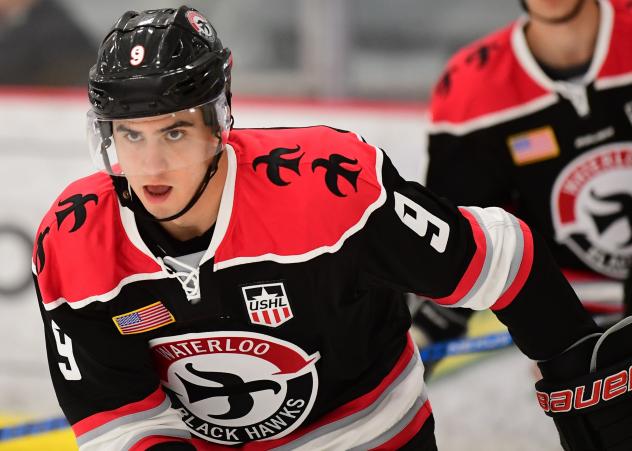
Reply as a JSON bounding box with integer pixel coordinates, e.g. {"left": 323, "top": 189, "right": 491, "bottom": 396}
{"left": 143, "top": 185, "right": 172, "bottom": 203}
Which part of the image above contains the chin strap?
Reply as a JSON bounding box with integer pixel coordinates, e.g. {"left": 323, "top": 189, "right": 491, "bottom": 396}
{"left": 112, "top": 145, "right": 223, "bottom": 223}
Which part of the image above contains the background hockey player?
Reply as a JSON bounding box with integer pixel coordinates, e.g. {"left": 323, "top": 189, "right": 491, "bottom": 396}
{"left": 33, "top": 5, "right": 632, "bottom": 450}
{"left": 413, "top": 0, "right": 632, "bottom": 376}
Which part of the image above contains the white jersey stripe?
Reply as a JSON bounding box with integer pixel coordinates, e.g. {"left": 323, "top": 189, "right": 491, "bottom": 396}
{"left": 76, "top": 397, "right": 187, "bottom": 448}
{"left": 499, "top": 213, "right": 525, "bottom": 295}
{"left": 121, "top": 428, "right": 191, "bottom": 451}
{"left": 39, "top": 270, "right": 168, "bottom": 311}
{"left": 349, "top": 396, "right": 429, "bottom": 450}
{"left": 272, "top": 342, "right": 426, "bottom": 450}
{"left": 444, "top": 207, "right": 494, "bottom": 309}
{"left": 427, "top": 94, "right": 557, "bottom": 136}
{"left": 595, "top": 72, "right": 632, "bottom": 91}
{"left": 453, "top": 206, "right": 526, "bottom": 311}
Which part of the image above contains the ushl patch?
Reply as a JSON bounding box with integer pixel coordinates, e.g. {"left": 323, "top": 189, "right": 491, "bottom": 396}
{"left": 507, "top": 126, "right": 560, "bottom": 165}
{"left": 242, "top": 282, "right": 293, "bottom": 327}
{"left": 112, "top": 301, "right": 175, "bottom": 335}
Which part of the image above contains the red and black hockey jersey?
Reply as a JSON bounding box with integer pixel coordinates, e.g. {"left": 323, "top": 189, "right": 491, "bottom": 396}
{"left": 427, "top": 0, "right": 632, "bottom": 309}
{"left": 33, "top": 126, "right": 596, "bottom": 450}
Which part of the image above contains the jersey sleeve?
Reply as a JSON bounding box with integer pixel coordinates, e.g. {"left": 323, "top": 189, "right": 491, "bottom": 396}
{"left": 363, "top": 150, "right": 599, "bottom": 360}
{"left": 33, "top": 275, "right": 193, "bottom": 450}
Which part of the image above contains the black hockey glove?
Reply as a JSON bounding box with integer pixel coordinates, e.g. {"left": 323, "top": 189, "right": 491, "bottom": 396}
{"left": 535, "top": 317, "right": 632, "bottom": 451}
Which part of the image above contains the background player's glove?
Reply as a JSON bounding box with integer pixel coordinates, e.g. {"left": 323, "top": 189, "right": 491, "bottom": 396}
{"left": 535, "top": 317, "right": 632, "bottom": 451}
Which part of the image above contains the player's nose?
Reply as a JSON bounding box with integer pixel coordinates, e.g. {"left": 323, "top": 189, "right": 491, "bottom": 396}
{"left": 141, "top": 143, "right": 170, "bottom": 175}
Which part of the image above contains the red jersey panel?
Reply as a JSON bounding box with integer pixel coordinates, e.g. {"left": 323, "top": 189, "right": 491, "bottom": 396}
{"left": 33, "top": 172, "right": 161, "bottom": 310}
{"left": 429, "top": 24, "right": 548, "bottom": 125}
{"left": 216, "top": 127, "right": 384, "bottom": 268}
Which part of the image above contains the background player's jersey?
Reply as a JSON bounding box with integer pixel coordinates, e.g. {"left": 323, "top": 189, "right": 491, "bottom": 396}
{"left": 427, "top": 0, "right": 632, "bottom": 307}
{"left": 32, "top": 126, "right": 594, "bottom": 450}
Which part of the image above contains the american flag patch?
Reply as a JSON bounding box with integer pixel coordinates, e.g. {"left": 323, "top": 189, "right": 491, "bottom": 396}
{"left": 112, "top": 302, "right": 175, "bottom": 335}
{"left": 507, "top": 126, "right": 559, "bottom": 165}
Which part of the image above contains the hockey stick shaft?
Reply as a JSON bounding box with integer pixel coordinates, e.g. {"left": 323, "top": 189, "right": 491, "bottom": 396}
{"left": 0, "top": 417, "right": 69, "bottom": 441}
{"left": 419, "top": 331, "right": 514, "bottom": 362}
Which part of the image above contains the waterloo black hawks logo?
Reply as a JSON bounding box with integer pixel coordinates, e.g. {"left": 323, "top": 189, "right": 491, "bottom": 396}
{"left": 151, "top": 332, "right": 320, "bottom": 445}
{"left": 551, "top": 144, "right": 632, "bottom": 279}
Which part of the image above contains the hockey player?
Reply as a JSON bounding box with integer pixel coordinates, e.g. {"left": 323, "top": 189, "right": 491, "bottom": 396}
{"left": 33, "top": 6, "right": 632, "bottom": 450}
{"left": 413, "top": 0, "right": 632, "bottom": 376}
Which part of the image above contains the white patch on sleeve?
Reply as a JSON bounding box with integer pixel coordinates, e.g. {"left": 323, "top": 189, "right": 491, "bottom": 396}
{"left": 457, "top": 206, "right": 525, "bottom": 310}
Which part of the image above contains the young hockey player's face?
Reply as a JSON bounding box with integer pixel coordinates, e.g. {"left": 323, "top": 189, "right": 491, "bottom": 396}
{"left": 525, "top": 0, "right": 588, "bottom": 23}
{"left": 112, "top": 109, "right": 219, "bottom": 218}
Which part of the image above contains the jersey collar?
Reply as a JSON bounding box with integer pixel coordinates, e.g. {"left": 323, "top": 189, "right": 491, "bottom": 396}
{"left": 118, "top": 144, "right": 237, "bottom": 268}
{"left": 511, "top": 0, "right": 613, "bottom": 91}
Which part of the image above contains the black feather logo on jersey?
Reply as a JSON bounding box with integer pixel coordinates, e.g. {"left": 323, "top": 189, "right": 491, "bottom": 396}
{"left": 176, "top": 363, "right": 281, "bottom": 420}
{"left": 35, "top": 226, "right": 50, "bottom": 274}
{"left": 55, "top": 194, "right": 98, "bottom": 233}
{"left": 252, "top": 145, "right": 304, "bottom": 186}
{"left": 589, "top": 191, "right": 632, "bottom": 247}
{"left": 312, "top": 154, "right": 361, "bottom": 197}
{"left": 436, "top": 66, "right": 457, "bottom": 97}
{"left": 465, "top": 43, "right": 499, "bottom": 69}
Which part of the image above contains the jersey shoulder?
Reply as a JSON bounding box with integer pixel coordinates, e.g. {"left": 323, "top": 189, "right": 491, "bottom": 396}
{"left": 430, "top": 22, "right": 547, "bottom": 126}
{"left": 217, "top": 127, "right": 387, "bottom": 268}
{"left": 599, "top": 1, "right": 632, "bottom": 79}
{"left": 33, "top": 172, "right": 160, "bottom": 310}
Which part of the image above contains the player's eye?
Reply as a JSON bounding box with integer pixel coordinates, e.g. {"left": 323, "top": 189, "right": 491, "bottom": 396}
{"left": 124, "top": 131, "right": 143, "bottom": 143}
{"left": 166, "top": 130, "right": 184, "bottom": 141}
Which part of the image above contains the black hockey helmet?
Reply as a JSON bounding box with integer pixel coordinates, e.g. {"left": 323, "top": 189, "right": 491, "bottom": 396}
{"left": 87, "top": 6, "right": 233, "bottom": 223}
{"left": 88, "top": 5, "right": 232, "bottom": 120}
